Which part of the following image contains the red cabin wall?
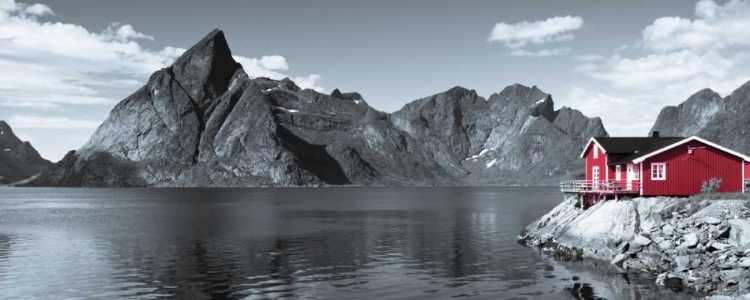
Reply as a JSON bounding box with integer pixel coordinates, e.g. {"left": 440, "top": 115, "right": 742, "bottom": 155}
{"left": 584, "top": 143, "right": 607, "bottom": 181}
{"left": 745, "top": 162, "right": 750, "bottom": 179}
{"left": 642, "top": 140, "right": 743, "bottom": 196}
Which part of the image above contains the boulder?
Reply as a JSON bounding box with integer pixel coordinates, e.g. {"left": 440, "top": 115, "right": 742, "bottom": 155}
{"left": 679, "top": 233, "right": 699, "bottom": 249}
{"left": 658, "top": 240, "right": 674, "bottom": 251}
{"left": 730, "top": 220, "right": 750, "bottom": 248}
{"left": 676, "top": 255, "right": 691, "bottom": 271}
{"left": 611, "top": 253, "right": 628, "bottom": 266}
{"left": 703, "top": 216, "right": 722, "bottom": 225}
{"left": 739, "top": 257, "right": 750, "bottom": 268}
{"left": 709, "top": 242, "right": 731, "bottom": 252}
{"left": 633, "top": 235, "right": 653, "bottom": 247}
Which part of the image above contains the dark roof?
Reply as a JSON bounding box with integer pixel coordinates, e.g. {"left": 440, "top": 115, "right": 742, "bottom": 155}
{"left": 592, "top": 137, "right": 685, "bottom": 154}
{"left": 599, "top": 137, "right": 687, "bottom": 165}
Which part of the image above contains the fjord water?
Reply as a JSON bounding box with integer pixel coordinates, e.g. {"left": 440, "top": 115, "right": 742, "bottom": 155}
{"left": 0, "top": 187, "right": 699, "bottom": 299}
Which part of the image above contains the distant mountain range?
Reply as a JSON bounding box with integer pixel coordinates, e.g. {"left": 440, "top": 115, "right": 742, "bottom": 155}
{"left": 650, "top": 82, "right": 750, "bottom": 151}
{"left": 10, "top": 29, "right": 750, "bottom": 187}
{"left": 0, "top": 121, "right": 51, "bottom": 184}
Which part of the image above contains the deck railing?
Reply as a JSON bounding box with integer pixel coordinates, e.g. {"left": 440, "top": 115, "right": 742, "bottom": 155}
{"left": 560, "top": 180, "right": 641, "bottom": 193}
{"left": 745, "top": 179, "right": 750, "bottom": 192}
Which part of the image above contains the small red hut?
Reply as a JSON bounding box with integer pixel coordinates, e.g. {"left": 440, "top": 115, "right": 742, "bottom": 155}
{"left": 562, "top": 132, "right": 750, "bottom": 207}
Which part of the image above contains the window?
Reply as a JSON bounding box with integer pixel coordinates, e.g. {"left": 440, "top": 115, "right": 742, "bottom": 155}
{"left": 651, "top": 163, "right": 666, "bottom": 180}
{"left": 593, "top": 145, "right": 598, "bottom": 159}
{"left": 615, "top": 165, "right": 621, "bottom": 180}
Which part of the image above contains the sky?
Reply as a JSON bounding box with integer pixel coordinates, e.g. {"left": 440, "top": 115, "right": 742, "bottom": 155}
{"left": 2, "top": 0, "right": 750, "bottom": 161}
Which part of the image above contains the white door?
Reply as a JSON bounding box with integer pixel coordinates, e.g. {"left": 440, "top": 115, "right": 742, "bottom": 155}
{"left": 615, "top": 165, "right": 621, "bottom": 181}
{"left": 592, "top": 166, "right": 600, "bottom": 190}
{"left": 626, "top": 164, "right": 639, "bottom": 190}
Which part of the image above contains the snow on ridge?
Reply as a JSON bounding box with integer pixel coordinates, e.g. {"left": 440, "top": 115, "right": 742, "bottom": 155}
{"left": 486, "top": 159, "right": 497, "bottom": 168}
{"left": 532, "top": 97, "right": 547, "bottom": 107}
{"left": 354, "top": 100, "right": 363, "bottom": 105}
{"left": 464, "top": 148, "right": 492, "bottom": 161}
{"left": 275, "top": 106, "right": 299, "bottom": 113}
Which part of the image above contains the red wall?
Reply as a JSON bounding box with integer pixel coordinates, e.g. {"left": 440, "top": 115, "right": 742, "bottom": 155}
{"left": 584, "top": 143, "right": 607, "bottom": 181}
{"left": 745, "top": 162, "right": 750, "bottom": 179}
{"left": 642, "top": 140, "right": 743, "bottom": 196}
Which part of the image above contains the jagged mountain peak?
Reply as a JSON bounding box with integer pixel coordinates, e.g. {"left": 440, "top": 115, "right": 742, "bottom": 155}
{"left": 166, "top": 29, "right": 242, "bottom": 111}
{"left": 529, "top": 94, "right": 556, "bottom": 121}
{"left": 0, "top": 120, "right": 20, "bottom": 144}
{"left": 330, "top": 88, "right": 364, "bottom": 101}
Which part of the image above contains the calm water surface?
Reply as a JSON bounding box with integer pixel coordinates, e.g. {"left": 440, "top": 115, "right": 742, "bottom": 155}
{"left": 0, "top": 187, "right": 702, "bottom": 299}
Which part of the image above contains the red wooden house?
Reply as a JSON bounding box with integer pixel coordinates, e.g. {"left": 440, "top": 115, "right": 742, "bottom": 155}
{"left": 562, "top": 132, "right": 750, "bottom": 207}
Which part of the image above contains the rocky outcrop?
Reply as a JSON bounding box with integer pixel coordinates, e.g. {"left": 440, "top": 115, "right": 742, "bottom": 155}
{"left": 458, "top": 85, "right": 607, "bottom": 185}
{"left": 0, "top": 121, "right": 52, "bottom": 183}
{"left": 520, "top": 197, "right": 750, "bottom": 298}
{"left": 27, "top": 29, "right": 607, "bottom": 187}
{"left": 649, "top": 82, "right": 750, "bottom": 154}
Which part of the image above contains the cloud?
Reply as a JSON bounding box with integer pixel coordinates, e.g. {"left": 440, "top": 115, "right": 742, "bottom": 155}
{"left": 488, "top": 16, "right": 583, "bottom": 47}
{"left": 24, "top": 3, "right": 52, "bottom": 16}
{"left": 487, "top": 16, "right": 582, "bottom": 57}
{"left": 580, "top": 50, "right": 739, "bottom": 89}
{"left": 0, "top": 0, "right": 324, "bottom": 109}
{"left": 576, "top": 54, "right": 605, "bottom": 62}
{"left": 509, "top": 47, "right": 571, "bottom": 57}
{"left": 8, "top": 115, "right": 102, "bottom": 129}
{"left": 293, "top": 74, "right": 324, "bottom": 92}
{"left": 642, "top": 0, "right": 750, "bottom": 53}
{"left": 575, "top": 0, "right": 750, "bottom": 132}
{"left": 562, "top": 86, "right": 656, "bottom": 135}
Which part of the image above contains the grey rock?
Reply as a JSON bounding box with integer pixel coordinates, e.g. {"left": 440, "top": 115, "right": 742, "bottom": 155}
{"left": 676, "top": 255, "right": 691, "bottom": 271}
{"left": 0, "top": 121, "right": 53, "bottom": 184}
{"left": 710, "top": 242, "right": 732, "bottom": 252}
{"left": 611, "top": 253, "right": 628, "bottom": 266}
{"left": 659, "top": 240, "right": 674, "bottom": 251}
{"left": 633, "top": 235, "right": 653, "bottom": 247}
{"left": 680, "top": 233, "right": 699, "bottom": 249}
{"left": 739, "top": 258, "right": 750, "bottom": 268}
{"left": 704, "top": 216, "right": 723, "bottom": 225}
{"left": 730, "top": 220, "right": 750, "bottom": 249}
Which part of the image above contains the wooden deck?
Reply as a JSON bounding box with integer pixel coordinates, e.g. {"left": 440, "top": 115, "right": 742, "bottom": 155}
{"left": 560, "top": 180, "right": 641, "bottom": 194}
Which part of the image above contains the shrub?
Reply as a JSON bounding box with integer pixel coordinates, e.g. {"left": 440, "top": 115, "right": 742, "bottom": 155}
{"left": 701, "top": 178, "right": 722, "bottom": 194}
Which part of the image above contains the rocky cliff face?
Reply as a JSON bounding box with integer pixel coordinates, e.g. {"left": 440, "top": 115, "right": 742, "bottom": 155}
{"left": 391, "top": 84, "right": 607, "bottom": 185}
{"left": 0, "top": 121, "right": 52, "bottom": 183}
{"left": 650, "top": 82, "right": 750, "bottom": 153}
{"left": 28, "top": 29, "right": 607, "bottom": 187}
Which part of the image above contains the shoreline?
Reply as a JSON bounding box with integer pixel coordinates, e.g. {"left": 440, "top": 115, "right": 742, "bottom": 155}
{"left": 518, "top": 196, "right": 750, "bottom": 298}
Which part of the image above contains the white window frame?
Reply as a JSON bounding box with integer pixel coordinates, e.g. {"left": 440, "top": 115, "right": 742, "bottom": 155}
{"left": 651, "top": 163, "right": 666, "bottom": 181}
{"left": 615, "top": 165, "right": 621, "bottom": 180}
{"left": 593, "top": 145, "right": 598, "bottom": 159}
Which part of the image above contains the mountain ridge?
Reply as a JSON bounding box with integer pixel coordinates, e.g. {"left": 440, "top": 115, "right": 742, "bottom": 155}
{"left": 0, "top": 121, "right": 52, "bottom": 184}
{"left": 25, "top": 29, "right": 608, "bottom": 187}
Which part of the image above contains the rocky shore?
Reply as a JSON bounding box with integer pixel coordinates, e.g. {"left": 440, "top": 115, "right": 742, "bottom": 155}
{"left": 519, "top": 196, "right": 750, "bottom": 298}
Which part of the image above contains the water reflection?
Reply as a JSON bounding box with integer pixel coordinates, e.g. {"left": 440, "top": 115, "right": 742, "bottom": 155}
{"left": 0, "top": 187, "right": 703, "bottom": 299}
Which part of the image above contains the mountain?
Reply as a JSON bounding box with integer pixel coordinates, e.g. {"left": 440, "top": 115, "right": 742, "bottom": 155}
{"left": 0, "top": 121, "right": 52, "bottom": 183}
{"left": 27, "top": 29, "right": 607, "bottom": 187}
{"left": 391, "top": 84, "right": 607, "bottom": 185}
{"left": 650, "top": 81, "right": 750, "bottom": 153}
